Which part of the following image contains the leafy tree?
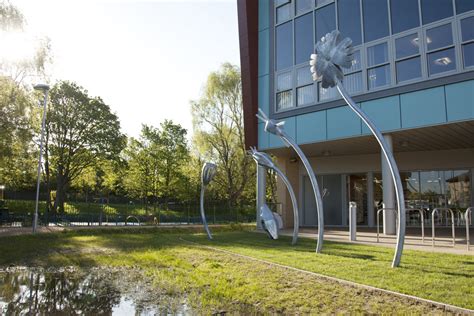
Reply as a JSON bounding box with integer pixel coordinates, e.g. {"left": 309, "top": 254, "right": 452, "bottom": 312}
{"left": 46, "top": 81, "right": 126, "bottom": 213}
{"left": 191, "top": 63, "right": 254, "bottom": 207}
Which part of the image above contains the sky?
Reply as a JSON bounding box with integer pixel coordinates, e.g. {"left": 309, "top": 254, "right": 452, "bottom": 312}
{"left": 11, "top": 0, "right": 240, "bottom": 138}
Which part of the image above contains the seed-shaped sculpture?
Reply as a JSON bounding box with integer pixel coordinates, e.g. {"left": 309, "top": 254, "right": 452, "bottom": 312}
{"left": 256, "top": 110, "right": 324, "bottom": 253}
{"left": 310, "top": 30, "right": 406, "bottom": 267}
{"left": 250, "top": 147, "right": 299, "bottom": 244}
{"left": 200, "top": 162, "right": 217, "bottom": 240}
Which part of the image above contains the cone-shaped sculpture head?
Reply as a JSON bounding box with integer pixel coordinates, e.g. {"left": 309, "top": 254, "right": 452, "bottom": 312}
{"left": 310, "top": 30, "right": 354, "bottom": 88}
{"left": 260, "top": 204, "right": 278, "bottom": 239}
{"left": 249, "top": 147, "right": 276, "bottom": 170}
{"left": 201, "top": 162, "right": 217, "bottom": 186}
{"left": 256, "top": 109, "right": 285, "bottom": 138}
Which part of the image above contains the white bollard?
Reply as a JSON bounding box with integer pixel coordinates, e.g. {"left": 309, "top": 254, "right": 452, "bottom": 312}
{"left": 349, "top": 201, "right": 357, "bottom": 241}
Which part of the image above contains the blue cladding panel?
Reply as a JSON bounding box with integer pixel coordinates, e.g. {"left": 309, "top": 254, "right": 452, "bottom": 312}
{"left": 258, "top": 75, "right": 270, "bottom": 116}
{"left": 259, "top": 0, "right": 270, "bottom": 31}
{"left": 361, "top": 96, "right": 401, "bottom": 134}
{"left": 400, "top": 87, "right": 446, "bottom": 128}
{"left": 259, "top": 29, "right": 270, "bottom": 76}
{"left": 268, "top": 117, "right": 296, "bottom": 148}
{"left": 296, "top": 111, "right": 327, "bottom": 144}
{"left": 445, "top": 80, "right": 474, "bottom": 121}
{"left": 327, "top": 106, "right": 362, "bottom": 139}
{"left": 258, "top": 123, "right": 269, "bottom": 150}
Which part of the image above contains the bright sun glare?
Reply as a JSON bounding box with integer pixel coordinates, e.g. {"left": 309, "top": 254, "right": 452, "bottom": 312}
{"left": 0, "top": 30, "right": 37, "bottom": 62}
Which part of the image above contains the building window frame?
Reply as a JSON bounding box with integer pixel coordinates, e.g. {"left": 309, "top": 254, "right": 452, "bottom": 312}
{"left": 271, "top": 0, "right": 474, "bottom": 115}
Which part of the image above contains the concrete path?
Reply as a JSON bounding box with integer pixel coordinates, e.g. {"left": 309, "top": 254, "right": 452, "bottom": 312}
{"left": 279, "top": 227, "right": 474, "bottom": 255}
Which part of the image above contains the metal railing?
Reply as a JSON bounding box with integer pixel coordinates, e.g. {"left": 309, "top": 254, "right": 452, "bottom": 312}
{"left": 407, "top": 208, "right": 425, "bottom": 242}
{"left": 465, "top": 207, "right": 472, "bottom": 251}
{"left": 431, "top": 208, "right": 455, "bottom": 247}
{"left": 376, "top": 208, "right": 398, "bottom": 243}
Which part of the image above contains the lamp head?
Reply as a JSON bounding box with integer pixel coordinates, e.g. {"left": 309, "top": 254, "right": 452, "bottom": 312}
{"left": 201, "top": 162, "right": 217, "bottom": 186}
{"left": 33, "top": 84, "right": 50, "bottom": 92}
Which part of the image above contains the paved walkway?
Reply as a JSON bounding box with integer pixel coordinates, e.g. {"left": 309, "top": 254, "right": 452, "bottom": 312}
{"left": 279, "top": 227, "right": 474, "bottom": 255}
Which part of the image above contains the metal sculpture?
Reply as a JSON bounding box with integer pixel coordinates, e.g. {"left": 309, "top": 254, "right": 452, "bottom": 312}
{"left": 256, "top": 110, "right": 324, "bottom": 253}
{"left": 311, "top": 30, "right": 405, "bottom": 267}
{"left": 200, "top": 162, "right": 217, "bottom": 240}
{"left": 250, "top": 147, "right": 299, "bottom": 244}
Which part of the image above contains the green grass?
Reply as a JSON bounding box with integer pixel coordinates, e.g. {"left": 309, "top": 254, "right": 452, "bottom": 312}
{"left": 0, "top": 227, "right": 472, "bottom": 313}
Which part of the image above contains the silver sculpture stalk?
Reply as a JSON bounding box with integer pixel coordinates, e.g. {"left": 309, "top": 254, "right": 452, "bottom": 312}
{"left": 250, "top": 147, "right": 299, "bottom": 245}
{"left": 200, "top": 162, "right": 217, "bottom": 240}
{"left": 256, "top": 110, "right": 324, "bottom": 253}
{"left": 311, "top": 30, "right": 405, "bottom": 267}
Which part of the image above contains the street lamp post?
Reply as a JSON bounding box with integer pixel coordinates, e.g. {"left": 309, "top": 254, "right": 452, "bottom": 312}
{"left": 32, "top": 83, "right": 50, "bottom": 233}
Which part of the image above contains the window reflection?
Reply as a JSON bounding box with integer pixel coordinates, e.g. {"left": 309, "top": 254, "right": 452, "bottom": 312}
{"left": 315, "top": 3, "right": 335, "bottom": 42}
{"left": 428, "top": 48, "right": 456, "bottom": 75}
{"left": 338, "top": 0, "right": 362, "bottom": 46}
{"left": 421, "top": 0, "right": 453, "bottom": 25}
{"left": 367, "top": 43, "right": 388, "bottom": 67}
{"left": 277, "top": 3, "right": 292, "bottom": 24}
{"left": 295, "top": 13, "right": 313, "bottom": 65}
{"left": 368, "top": 65, "right": 390, "bottom": 89}
{"left": 396, "top": 57, "right": 422, "bottom": 83}
{"left": 363, "top": 0, "right": 389, "bottom": 42}
{"left": 426, "top": 24, "right": 453, "bottom": 51}
{"left": 276, "top": 22, "right": 293, "bottom": 70}
{"left": 277, "top": 90, "right": 293, "bottom": 110}
{"left": 445, "top": 170, "right": 471, "bottom": 208}
{"left": 318, "top": 83, "right": 338, "bottom": 101}
{"left": 297, "top": 85, "right": 315, "bottom": 106}
{"left": 395, "top": 34, "right": 419, "bottom": 59}
{"left": 295, "top": 0, "right": 312, "bottom": 14}
{"left": 390, "top": 0, "right": 420, "bottom": 34}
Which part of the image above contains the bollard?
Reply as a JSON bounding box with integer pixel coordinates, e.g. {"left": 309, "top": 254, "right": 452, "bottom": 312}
{"left": 349, "top": 201, "right": 357, "bottom": 241}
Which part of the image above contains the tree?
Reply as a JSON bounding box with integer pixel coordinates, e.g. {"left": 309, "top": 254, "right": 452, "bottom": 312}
{"left": 46, "top": 81, "right": 126, "bottom": 213}
{"left": 123, "top": 121, "right": 189, "bottom": 211}
{"left": 191, "top": 63, "right": 254, "bottom": 207}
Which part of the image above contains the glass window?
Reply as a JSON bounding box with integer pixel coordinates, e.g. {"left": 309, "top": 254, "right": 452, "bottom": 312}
{"left": 277, "top": 72, "right": 292, "bottom": 91}
{"left": 368, "top": 65, "right": 390, "bottom": 89}
{"left": 421, "top": 0, "right": 453, "bottom": 25}
{"left": 297, "top": 67, "right": 312, "bottom": 86}
{"left": 297, "top": 85, "right": 315, "bottom": 105}
{"left": 461, "top": 16, "right": 474, "bottom": 42}
{"left": 277, "top": 90, "right": 294, "bottom": 110}
{"left": 420, "top": 171, "right": 445, "bottom": 209}
{"left": 395, "top": 34, "right": 420, "bottom": 59}
{"left": 295, "top": 13, "right": 313, "bottom": 65}
{"left": 367, "top": 42, "right": 389, "bottom": 66}
{"left": 276, "top": 22, "right": 293, "bottom": 70}
{"left": 277, "top": 3, "right": 292, "bottom": 23}
{"left": 316, "top": 0, "right": 333, "bottom": 7}
{"left": 343, "top": 72, "right": 363, "bottom": 94}
{"left": 396, "top": 57, "right": 422, "bottom": 82}
{"left": 338, "top": 0, "right": 362, "bottom": 46}
{"left": 275, "top": 0, "right": 290, "bottom": 7}
{"left": 463, "top": 42, "right": 474, "bottom": 67}
{"left": 318, "top": 83, "right": 338, "bottom": 101}
{"left": 426, "top": 24, "right": 453, "bottom": 51}
{"left": 343, "top": 50, "right": 361, "bottom": 74}
{"left": 296, "top": 0, "right": 312, "bottom": 14}
{"left": 444, "top": 170, "right": 471, "bottom": 208}
{"left": 428, "top": 47, "right": 456, "bottom": 75}
{"left": 390, "top": 0, "right": 420, "bottom": 34}
{"left": 401, "top": 172, "right": 421, "bottom": 209}
{"left": 362, "top": 0, "right": 389, "bottom": 42}
{"left": 315, "top": 3, "right": 336, "bottom": 42}
{"left": 456, "top": 0, "right": 474, "bottom": 14}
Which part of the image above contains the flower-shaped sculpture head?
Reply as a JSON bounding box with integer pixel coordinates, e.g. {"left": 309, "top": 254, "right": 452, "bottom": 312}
{"left": 256, "top": 109, "right": 285, "bottom": 138}
{"left": 249, "top": 147, "right": 275, "bottom": 170}
{"left": 310, "top": 30, "right": 354, "bottom": 88}
{"left": 260, "top": 204, "right": 279, "bottom": 240}
{"left": 201, "top": 162, "right": 217, "bottom": 186}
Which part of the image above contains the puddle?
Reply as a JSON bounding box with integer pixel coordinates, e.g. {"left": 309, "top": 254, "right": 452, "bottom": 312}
{"left": 0, "top": 267, "right": 192, "bottom": 315}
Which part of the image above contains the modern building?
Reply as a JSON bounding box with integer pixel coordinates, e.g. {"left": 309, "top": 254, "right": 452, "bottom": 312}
{"left": 238, "top": 0, "right": 474, "bottom": 233}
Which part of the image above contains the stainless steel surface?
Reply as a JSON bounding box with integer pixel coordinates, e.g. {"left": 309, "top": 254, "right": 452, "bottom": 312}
{"left": 250, "top": 148, "right": 299, "bottom": 244}
{"left": 431, "top": 208, "right": 455, "bottom": 247}
{"left": 349, "top": 202, "right": 357, "bottom": 241}
{"left": 260, "top": 203, "right": 279, "bottom": 239}
{"left": 256, "top": 110, "right": 324, "bottom": 253}
{"left": 312, "top": 30, "right": 406, "bottom": 267}
{"left": 32, "top": 86, "right": 49, "bottom": 233}
{"left": 466, "top": 207, "right": 472, "bottom": 251}
{"left": 200, "top": 163, "right": 217, "bottom": 240}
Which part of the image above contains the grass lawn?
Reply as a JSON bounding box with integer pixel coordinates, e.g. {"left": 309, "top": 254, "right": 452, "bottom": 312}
{"left": 0, "top": 226, "right": 472, "bottom": 313}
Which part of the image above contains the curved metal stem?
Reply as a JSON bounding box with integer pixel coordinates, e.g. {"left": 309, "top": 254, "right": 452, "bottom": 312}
{"left": 273, "top": 168, "right": 299, "bottom": 245}
{"left": 200, "top": 185, "right": 213, "bottom": 240}
{"left": 336, "top": 80, "right": 405, "bottom": 267}
{"left": 281, "top": 132, "right": 324, "bottom": 253}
